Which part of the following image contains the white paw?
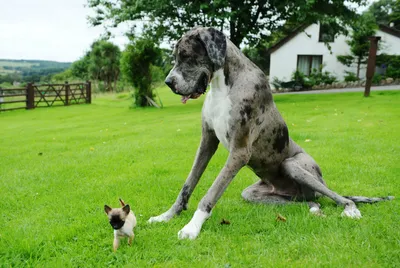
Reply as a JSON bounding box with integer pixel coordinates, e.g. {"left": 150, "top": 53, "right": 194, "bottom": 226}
{"left": 309, "top": 207, "right": 325, "bottom": 217}
{"left": 148, "top": 212, "right": 173, "bottom": 223}
{"left": 178, "top": 223, "right": 200, "bottom": 240}
{"left": 341, "top": 204, "right": 362, "bottom": 219}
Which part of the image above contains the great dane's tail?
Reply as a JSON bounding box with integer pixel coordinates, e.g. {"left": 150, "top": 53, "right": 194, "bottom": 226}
{"left": 343, "top": 195, "right": 394, "bottom": 203}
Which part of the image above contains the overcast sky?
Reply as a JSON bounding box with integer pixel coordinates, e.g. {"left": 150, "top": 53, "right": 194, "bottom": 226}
{"left": 0, "top": 0, "right": 375, "bottom": 63}
{"left": 0, "top": 0, "right": 129, "bottom": 62}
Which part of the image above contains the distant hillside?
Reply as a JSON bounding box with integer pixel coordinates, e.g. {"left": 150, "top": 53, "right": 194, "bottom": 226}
{"left": 0, "top": 59, "right": 72, "bottom": 84}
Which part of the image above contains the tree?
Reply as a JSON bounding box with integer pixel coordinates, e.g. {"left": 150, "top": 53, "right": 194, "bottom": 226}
{"left": 368, "top": 0, "right": 395, "bottom": 25}
{"left": 390, "top": 0, "right": 400, "bottom": 29}
{"left": 88, "top": 40, "right": 121, "bottom": 92}
{"left": 120, "top": 38, "right": 161, "bottom": 107}
{"left": 337, "top": 13, "right": 378, "bottom": 79}
{"left": 71, "top": 52, "right": 90, "bottom": 80}
{"left": 87, "top": 0, "right": 366, "bottom": 48}
{"left": 367, "top": 0, "right": 400, "bottom": 30}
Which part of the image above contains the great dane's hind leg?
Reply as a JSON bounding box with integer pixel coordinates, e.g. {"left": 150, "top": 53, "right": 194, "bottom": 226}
{"left": 148, "top": 127, "right": 219, "bottom": 223}
{"left": 281, "top": 153, "right": 362, "bottom": 219}
{"left": 241, "top": 180, "right": 291, "bottom": 204}
{"left": 242, "top": 180, "right": 324, "bottom": 216}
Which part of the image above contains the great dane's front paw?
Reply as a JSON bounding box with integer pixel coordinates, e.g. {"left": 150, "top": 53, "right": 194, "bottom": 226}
{"left": 178, "top": 224, "right": 200, "bottom": 240}
{"left": 148, "top": 212, "right": 173, "bottom": 223}
{"left": 341, "top": 203, "right": 362, "bottom": 219}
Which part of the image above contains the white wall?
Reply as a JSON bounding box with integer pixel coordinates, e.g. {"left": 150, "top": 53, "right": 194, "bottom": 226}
{"left": 269, "top": 24, "right": 400, "bottom": 85}
{"left": 377, "top": 29, "right": 400, "bottom": 55}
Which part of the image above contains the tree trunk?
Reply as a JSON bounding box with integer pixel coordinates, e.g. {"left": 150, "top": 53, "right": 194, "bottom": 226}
{"left": 113, "top": 71, "right": 119, "bottom": 92}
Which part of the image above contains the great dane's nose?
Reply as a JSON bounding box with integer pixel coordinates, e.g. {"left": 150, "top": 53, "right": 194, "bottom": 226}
{"left": 165, "top": 77, "right": 176, "bottom": 92}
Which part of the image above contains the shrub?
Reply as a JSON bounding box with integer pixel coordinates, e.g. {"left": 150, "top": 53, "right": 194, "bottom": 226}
{"left": 120, "top": 38, "right": 161, "bottom": 107}
{"left": 344, "top": 71, "right": 359, "bottom": 82}
{"left": 309, "top": 68, "right": 337, "bottom": 85}
{"left": 372, "top": 73, "right": 383, "bottom": 84}
{"left": 386, "top": 65, "right": 400, "bottom": 79}
{"left": 271, "top": 77, "right": 283, "bottom": 90}
{"left": 376, "top": 54, "right": 400, "bottom": 79}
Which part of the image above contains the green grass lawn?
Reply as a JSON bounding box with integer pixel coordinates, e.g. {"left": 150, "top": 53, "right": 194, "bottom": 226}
{"left": 1, "top": 88, "right": 399, "bottom": 267}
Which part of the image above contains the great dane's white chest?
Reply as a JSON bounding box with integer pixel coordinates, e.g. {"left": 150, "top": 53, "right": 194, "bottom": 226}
{"left": 202, "top": 70, "right": 232, "bottom": 150}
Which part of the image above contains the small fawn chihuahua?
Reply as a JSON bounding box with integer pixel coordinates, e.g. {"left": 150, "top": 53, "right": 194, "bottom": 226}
{"left": 104, "top": 198, "right": 137, "bottom": 251}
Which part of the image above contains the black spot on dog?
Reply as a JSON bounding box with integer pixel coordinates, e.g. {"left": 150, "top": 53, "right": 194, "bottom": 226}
{"left": 267, "top": 138, "right": 271, "bottom": 143}
{"left": 226, "top": 132, "right": 230, "bottom": 140}
{"left": 272, "top": 125, "right": 289, "bottom": 153}
{"left": 192, "top": 41, "right": 205, "bottom": 55}
{"left": 243, "top": 105, "right": 252, "bottom": 119}
{"left": 205, "top": 203, "right": 213, "bottom": 213}
{"left": 272, "top": 128, "right": 277, "bottom": 134}
{"left": 260, "top": 104, "right": 265, "bottom": 113}
{"left": 224, "top": 64, "right": 230, "bottom": 86}
{"left": 241, "top": 117, "right": 247, "bottom": 126}
{"left": 256, "top": 118, "right": 263, "bottom": 125}
{"left": 180, "top": 184, "right": 190, "bottom": 210}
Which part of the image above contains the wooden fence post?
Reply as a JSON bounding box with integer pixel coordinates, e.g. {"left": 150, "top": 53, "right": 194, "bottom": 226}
{"left": 364, "top": 36, "right": 381, "bottom": 97}
{"left": 0, "top": 87, "right": 3, "bottom": 105}
{"left": 65, "top": 81, "right": 70, "bottom": 105}
{"left": 26, "top": 83, "right": 34, "bottom": 109}
{"left": 86, "top": 81, "right": 92, "bottom": 104}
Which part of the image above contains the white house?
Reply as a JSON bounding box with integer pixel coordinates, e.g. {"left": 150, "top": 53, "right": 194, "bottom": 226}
{"left": 269, "top": 23, "right": 400, "bottom": 83}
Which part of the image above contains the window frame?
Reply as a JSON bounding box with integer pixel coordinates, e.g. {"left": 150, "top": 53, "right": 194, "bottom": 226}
{"left": 296, "top": 55, "right": 323, "bottom": 76}
{"left": 318, "top": 24, "right": 335, "bottom": 43}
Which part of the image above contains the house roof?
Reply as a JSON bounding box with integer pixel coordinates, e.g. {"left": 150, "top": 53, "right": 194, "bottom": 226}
{"left": 267, "top": 23, "right": 400, "bottom": 54}
{"left": 267, "top": 24, "right": 311, "bottom": 54}
{"left": 378, "top": 24, "right": 400, "bottom": 38}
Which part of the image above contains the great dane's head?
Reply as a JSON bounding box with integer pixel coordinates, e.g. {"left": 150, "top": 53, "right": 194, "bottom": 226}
{"left": 165, "top": 27, "right": 227, "bottom": 104}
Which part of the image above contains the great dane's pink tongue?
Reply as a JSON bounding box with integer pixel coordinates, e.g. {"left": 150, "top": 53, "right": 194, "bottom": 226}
{"left": 181, "top": 95, "right": 190, "bottom": 104}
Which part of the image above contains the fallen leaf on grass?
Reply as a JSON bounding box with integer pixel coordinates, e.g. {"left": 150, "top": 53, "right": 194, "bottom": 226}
{"left": 220, "top": 219, "right": 231, "bottom": 225}
{"left": 90, "top": 147, "right": 95, "bottom": 151}
{"left": 276, "top": 214, "right": 287, "bottom": 222}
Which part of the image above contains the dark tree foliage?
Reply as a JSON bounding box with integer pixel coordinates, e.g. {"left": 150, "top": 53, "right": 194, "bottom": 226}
{"left": 87, "top": 0, "right": 367, "bottom": 47}
{"left": 71, "top": 52, "right": 91, "bottom": 80}
{"left": 367, "top": 0, "right": 397, "bottom": 26}
{"left": 88, "top": 40, "right": 121, "bottom": 92}
{"left": 390, "top": 0, "right": 400, "bottom": 29}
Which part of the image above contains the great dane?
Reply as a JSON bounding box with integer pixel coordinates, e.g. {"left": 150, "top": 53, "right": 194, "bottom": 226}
{"left": 148, "top": 27, "right": 393, "bottom": 240}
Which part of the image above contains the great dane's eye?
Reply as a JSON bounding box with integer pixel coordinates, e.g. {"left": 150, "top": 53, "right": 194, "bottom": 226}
{"left": 179, "top": 53, "right": 190, "bottom": 61}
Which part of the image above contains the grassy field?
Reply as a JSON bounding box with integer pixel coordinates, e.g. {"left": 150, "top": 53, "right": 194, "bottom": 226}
{"left": 0, "top": 88, "right": 399, "bottom": 267}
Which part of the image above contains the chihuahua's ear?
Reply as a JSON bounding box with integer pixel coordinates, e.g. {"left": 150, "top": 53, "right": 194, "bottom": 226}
{"left": 104, "top": 205, "right": 112, "bottom": 214}
{"left": 119, "top": 198, "right": 126, "bottom": 207}
{"left": 122, "top": 204, "right": 130, "bottom": 214}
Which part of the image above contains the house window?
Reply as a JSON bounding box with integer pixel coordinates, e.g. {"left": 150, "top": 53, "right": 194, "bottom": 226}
{"left": 297, "top": 55, "right": 323, "bottom": 75}
{"left": 319, "top": 24, "right": 335, "bottom": 43}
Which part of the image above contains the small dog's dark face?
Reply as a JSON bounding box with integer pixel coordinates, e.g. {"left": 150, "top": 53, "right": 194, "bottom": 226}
{"left": 104, "top": 204, "right": 130, "bottom": 230}
{"left": 165, "top": 27, "right": 227, "bottom": 104}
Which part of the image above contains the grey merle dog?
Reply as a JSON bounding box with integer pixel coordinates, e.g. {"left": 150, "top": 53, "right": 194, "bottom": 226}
{"left": 148, "top": 27, "right": 393, "bottom": 240}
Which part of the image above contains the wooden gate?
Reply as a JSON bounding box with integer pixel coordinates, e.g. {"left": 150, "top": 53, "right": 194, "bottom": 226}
{"left": 0, "top": 81, "right": 91, "bottom": 112}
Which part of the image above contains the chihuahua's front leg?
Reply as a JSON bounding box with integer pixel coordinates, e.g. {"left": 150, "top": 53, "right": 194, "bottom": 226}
{"left": 113, "top": 236, "right": 120, "bottom": 252}
{"left": 128, "top": 232, "right": 134, "bottom": 246}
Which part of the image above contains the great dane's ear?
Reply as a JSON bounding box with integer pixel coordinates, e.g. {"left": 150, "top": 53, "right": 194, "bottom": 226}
{"left": 198, "top": 28, "right": 227, "bottom": 70}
